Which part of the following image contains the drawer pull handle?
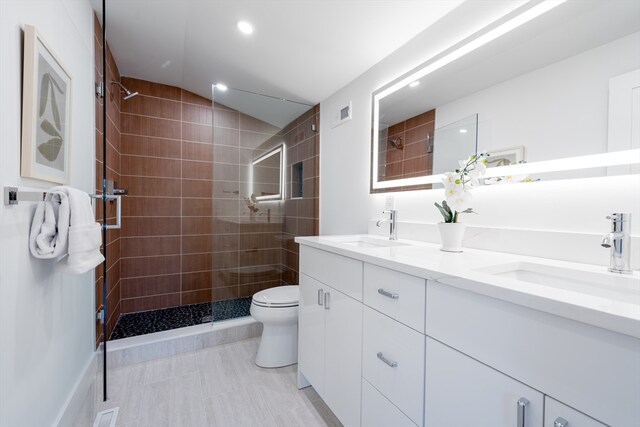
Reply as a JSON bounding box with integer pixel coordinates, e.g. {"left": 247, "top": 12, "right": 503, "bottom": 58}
{"left": 317, "top": 289, "right": 323, "bottom": 306}
{"left": 553, "top": 418, "right": 568, "bottom": 427}
{"left": 378, "top": 288, "right": 399, "bottom": 299}
{"left": 516, "top": 397, "right": 529, "bottom": 427}
{"left": 376, "top": 352, "right": 398, "bottom": 368}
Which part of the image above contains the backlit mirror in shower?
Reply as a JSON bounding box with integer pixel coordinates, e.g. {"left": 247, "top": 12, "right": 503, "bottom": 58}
{"left": 251, "top": 145, "right": 284, "bottom": 201}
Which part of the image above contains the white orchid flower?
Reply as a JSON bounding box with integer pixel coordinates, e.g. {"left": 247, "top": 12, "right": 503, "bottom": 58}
{"left": 446, "top": 189, "right": 473, "bottom": 212}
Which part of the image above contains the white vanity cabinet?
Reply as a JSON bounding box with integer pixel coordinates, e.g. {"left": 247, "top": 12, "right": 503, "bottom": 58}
{"left": 425, "top": 281, "right": 640, "bottom": 427}
{"left": 297, "top": 238, "right": 640, "bottom": 427}
{"left": 298, "top": 247, "right": 363, "bottom": 427}
{"left": 425, "top": 337, "right": 544, "bottom": 427}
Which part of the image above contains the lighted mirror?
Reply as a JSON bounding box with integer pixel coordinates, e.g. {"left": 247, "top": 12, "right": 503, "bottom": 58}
{"left": 371, "top": 0, "right": 640, "bottom": 192}
{"left": 251, "top": 145, "right": 284, "bottom": 201}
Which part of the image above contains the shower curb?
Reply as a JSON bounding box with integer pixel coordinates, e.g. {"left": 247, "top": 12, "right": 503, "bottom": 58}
{"left": 96, "top": 317, "right": 262, "bottom": 370}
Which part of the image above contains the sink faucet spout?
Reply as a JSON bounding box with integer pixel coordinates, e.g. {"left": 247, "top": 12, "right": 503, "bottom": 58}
{"left": 602, "top": 213, "right": 632, "bottom": 274}
{"left": 376, "top": 210, "right": 397, "bottom": 240}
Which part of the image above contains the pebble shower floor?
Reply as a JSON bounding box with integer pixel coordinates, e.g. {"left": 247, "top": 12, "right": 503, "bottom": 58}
{"left": 109, "top": 297, "right": 252, "bottom": 340}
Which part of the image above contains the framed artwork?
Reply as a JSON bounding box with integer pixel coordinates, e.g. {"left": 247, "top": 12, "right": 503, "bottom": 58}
{"left": 486, "top": 146, "right": 525, "bottom": 168}
{"left": 21, "top": 25, "right": 72, "bottom": 184}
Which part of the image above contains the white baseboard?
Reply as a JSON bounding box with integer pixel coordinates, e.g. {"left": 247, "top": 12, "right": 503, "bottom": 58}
{"left": 53, "top": 351, "right": 97, "bottom": 427}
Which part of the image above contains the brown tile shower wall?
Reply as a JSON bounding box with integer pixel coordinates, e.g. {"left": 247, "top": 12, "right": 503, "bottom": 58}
{"left": 211, "top": 103, "right": 320, "bottom": 296}
{"left": 94, "top": 14, "right": 122, "bottom": 345}
{"left": 119, "top": 78, "right": 214, "bottom": 313}
{"left": 212, "top": 105, "right": 284, "bottom": 300}
{"left": 281, "top": 105, "right": 320, "bottom": 285}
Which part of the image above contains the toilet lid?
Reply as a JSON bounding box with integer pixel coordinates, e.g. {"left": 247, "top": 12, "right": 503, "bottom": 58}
{"left": 252, "top": 285, "right": 299, "bottom": 307}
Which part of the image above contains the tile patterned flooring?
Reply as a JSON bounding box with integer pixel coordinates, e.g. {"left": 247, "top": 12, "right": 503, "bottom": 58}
{"left": 94, "top": 337, "right": 342, "bottom": 427}
{"left": 110, "top": 298, "right": 252, "bottom": 340}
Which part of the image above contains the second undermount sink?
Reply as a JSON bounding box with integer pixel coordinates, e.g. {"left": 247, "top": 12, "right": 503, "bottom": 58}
{"left": 324, "top": 236, "right": 411, "bottom": 249}
{"left": 474, "top": 262, "right": 640, "bottom": 303}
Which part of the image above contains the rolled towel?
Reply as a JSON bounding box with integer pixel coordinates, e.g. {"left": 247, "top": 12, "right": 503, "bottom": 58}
{"left": 30, "top": 186, "right": 105, "bottom": 274}
{"left": 64, "top": 223, "right": 104, "bottom": 274}
{"left": 29, "top": 192, "right": 70, "bottom": 259}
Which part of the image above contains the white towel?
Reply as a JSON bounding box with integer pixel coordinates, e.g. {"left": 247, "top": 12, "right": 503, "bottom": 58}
{"left": 29, "top": 186, "right": 105, "bottom": 274}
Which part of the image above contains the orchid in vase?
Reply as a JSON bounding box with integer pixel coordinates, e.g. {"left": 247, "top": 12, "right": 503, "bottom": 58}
{"left": 434, "top": 152, "right": 489, "bottom": 251}
{"left": 435, "top": 152, "right": 490, "bottom": 222}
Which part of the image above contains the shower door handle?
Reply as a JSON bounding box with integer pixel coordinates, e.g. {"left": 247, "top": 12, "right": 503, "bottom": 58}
{"left": 90, "top": 194, "right": 121, "bottom": 229}
{"left": 317, "top": 289, "right": 324, "bottom": 306}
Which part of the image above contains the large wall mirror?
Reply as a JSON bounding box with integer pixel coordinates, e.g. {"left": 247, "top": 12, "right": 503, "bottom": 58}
{"left": 371, "top": 0, "right": 640, "bottom": 192}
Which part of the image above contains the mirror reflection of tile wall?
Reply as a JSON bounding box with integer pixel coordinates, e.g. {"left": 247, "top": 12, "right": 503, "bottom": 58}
{"left": 212, "top": 103, "right": 319, "bottom": 299}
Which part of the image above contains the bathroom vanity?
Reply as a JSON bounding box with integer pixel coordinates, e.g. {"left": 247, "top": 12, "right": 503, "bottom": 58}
{"left": 296, "top": 235, "right": 640, "bottom": 427}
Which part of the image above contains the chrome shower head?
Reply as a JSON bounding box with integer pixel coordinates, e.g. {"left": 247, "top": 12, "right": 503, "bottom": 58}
{"left": 123, "top": 91, "right": 139, "bottom": 100}
{"left": 110, "top": 81, "right": 138, "bottom": 100}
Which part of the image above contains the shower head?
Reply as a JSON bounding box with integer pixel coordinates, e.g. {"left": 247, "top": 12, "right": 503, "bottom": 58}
{"left": 123, "top": 91, "right": 139, "bottom": 100}
{"left": 110, "top": 81, "right": 138, "bottom": 100}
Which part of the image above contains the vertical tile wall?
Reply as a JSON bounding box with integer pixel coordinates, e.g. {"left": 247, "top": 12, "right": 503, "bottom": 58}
{"left": 94, "top": 15, "right": 122, "bottom": 345}
{"left": 119, "top": 78, "right": 214, "bottom": 313}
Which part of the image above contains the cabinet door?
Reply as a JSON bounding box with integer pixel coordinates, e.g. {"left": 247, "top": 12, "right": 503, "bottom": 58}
{"left": 298, "top": 273, "right": 327, "bottom": 396}
{"left": 362, "top": 378, "right": 418, "bottom": 427}
{"left": 544, "top": 397, "right": 607, "bottom": 427}
{"left": 425, "top": 337, "right": 544, "bottom": 427}
{"left": 324, "top": 287, "right": 363, "bottom": 427}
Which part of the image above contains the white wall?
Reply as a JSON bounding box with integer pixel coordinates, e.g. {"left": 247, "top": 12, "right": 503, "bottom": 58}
{"left": 0, "top": 1, "right": 96, "bottom": 426}
{"left": 319, "top": 1, "right": 640, "bottom": 268}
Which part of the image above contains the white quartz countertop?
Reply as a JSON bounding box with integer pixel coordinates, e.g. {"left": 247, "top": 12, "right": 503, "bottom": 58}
{"left": 295, "top": 234, "right": 640, "bottom": 339}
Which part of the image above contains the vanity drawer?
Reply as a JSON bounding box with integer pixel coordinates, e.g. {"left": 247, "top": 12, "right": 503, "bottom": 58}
{"left": 363, "top": 263, "right": 425, "bottom": 333}
{"left": 362, "top": 306, "right": 425, "bottom": 425}
{"left": 362, "top": 378, "right": 418, "bottom": 427}
{"left": 299, "top": 246, "right": 363, "bottom": 301}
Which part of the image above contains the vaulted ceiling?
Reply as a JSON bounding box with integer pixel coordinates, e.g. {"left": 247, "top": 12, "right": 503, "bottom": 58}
{"left": 92, "top": 0, "right": 463, "bottom": 104}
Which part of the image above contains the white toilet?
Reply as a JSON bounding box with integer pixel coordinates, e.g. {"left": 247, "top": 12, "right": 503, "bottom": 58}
{"left": 250, "top": 285, "right": 299, "bottom": 368}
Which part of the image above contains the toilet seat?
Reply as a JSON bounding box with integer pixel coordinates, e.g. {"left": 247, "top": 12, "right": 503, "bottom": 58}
{"left": 252, "top": 285, "right": 299, "bottom": 308}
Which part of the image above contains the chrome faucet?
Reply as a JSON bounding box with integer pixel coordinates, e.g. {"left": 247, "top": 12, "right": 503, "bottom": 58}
{"left": 601, "top": 213, "right": 632, "bottom": 274}
{"left": 376, "top": 210, "right": 397, "bottom": 240}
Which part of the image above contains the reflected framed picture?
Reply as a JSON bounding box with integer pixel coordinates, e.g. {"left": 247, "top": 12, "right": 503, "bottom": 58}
{"left": 21, "top": 25, "right": 72, "bottom": 184}
{"left": 487, "top": 146, "right": 525, "bottom": 168}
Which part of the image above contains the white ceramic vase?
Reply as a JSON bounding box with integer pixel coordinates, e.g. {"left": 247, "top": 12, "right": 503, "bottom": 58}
{"left": 437, "top": 222, "right": 466, "bottom": 252}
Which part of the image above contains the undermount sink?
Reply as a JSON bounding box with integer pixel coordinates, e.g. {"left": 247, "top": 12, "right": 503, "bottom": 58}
{"left": 475, "top": 262, "right": 640, "bottom": 303}
{"left": 323, "top": 236, "right": 411, "bottom": 248}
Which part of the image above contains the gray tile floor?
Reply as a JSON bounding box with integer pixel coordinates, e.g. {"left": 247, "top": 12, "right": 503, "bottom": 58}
{"left": 94, "top": 338, "right": 342, "bottom": 427}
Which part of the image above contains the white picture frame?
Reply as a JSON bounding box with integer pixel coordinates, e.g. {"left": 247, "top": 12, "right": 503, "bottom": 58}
{"left": 21, "top": 24, "right": 72, "bottom": 184}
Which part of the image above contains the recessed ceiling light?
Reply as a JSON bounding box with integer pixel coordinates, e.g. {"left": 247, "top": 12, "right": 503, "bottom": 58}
{"left": 237, "top": 21, "right": 254, "bottom": 35}
{"left": 215, "top": 83, "right": 228, "bottom": 91}
{"left": 459, "top": 129, "right": 468, "bottom": 134}
{"left": 409, "top": 81, "right": 420, "bottom": 88}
